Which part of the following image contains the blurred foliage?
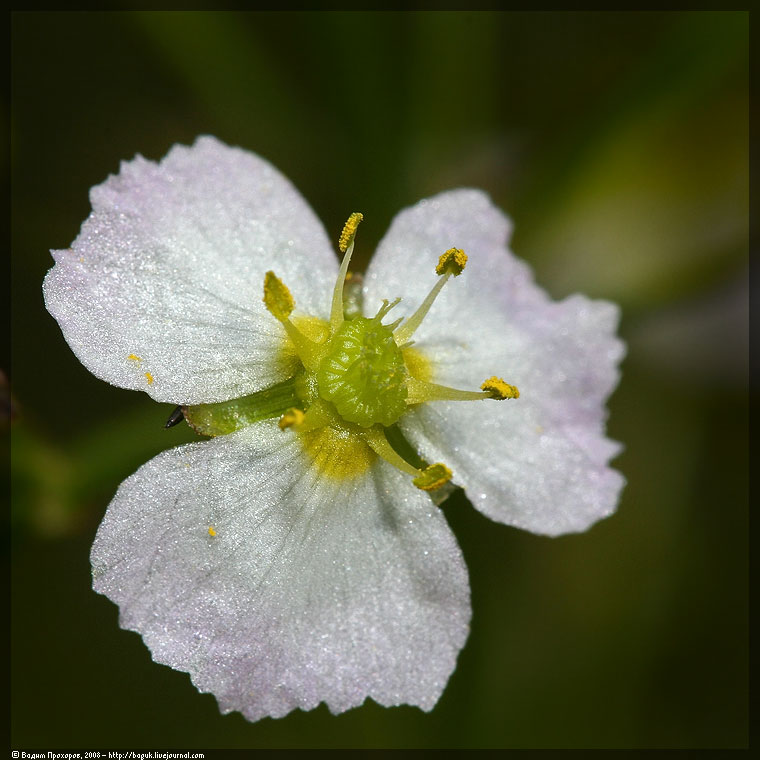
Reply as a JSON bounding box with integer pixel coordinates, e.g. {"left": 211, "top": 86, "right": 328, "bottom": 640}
{"left": 10, "top": 11, "right": 747, "bottom": 749}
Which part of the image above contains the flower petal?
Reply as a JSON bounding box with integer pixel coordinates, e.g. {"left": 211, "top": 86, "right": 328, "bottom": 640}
{"left": 91, "top": 421, "right": 471, "bottom": 721}
{"left": 44, "top": 137, "right": 338, "bottom": 404}
{"left": 366, "top": 189, "right": 625, "bottom": 535}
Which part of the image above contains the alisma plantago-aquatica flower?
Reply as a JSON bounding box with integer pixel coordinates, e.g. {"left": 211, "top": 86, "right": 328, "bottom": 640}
{"left": 43, "top": 136, "right": 625, "bottom": 722}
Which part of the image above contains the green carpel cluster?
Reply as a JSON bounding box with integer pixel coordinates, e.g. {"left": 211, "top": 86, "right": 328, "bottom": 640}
{"left": 317, "top": 316, "right": 408, "bottom": 428}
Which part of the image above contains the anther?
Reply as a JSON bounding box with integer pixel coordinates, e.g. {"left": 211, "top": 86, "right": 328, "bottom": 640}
{"left": 278, "top": 407, "right": 305, "bottom": 430}
{"left": 435, "top": 248, "right": 467, "bottom": 276}
{"left": 481, "top": 376, "right": 520, "bottom": 399}
{"left": 412, "top": 463, "right": 453, "bottom": 492}
{"left": 339, "top": 212, "right": 363, "bottom": 254}
{"left": 263, "top": 271, "right": 295, "bottom": 322}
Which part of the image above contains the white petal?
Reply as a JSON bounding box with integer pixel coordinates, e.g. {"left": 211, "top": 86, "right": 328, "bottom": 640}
{"left": 366, "top": 189, "right": 625, "bottom": 535}
{"left": 44, "top": 136, "right": 338, "bottom": 404}
{"left": 401, "top": 399, "right": 625, "bottom": 537}
{"left": 91, "top": 421, "right": 471, "bottom": 721}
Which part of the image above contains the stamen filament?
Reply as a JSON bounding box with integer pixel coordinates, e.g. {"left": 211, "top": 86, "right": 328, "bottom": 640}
{"left": 342, "top": 272, "right": 364, "bottom": 320}
{"left": 394, "top": 272, "right": 451, "bottom": 346}
{"left": 279, "top": 319, "right": 325, "bottom": 372}
{"left": 363, "top": 427, "right": 420, "bottom": 477}
{"left": 406, "top": 377, "right": 491, "bottom": 405}
{"left": 363, "top": 427, "right": 454, "bottom": 491}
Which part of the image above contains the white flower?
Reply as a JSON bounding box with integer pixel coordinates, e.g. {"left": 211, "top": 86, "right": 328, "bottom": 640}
{"left": 43, "top": 136, "right": 625, "bottom": 722}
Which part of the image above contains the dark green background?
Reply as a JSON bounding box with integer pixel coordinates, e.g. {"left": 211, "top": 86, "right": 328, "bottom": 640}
{"left": 10, "top": 11, "right": 748, "bottom": 749}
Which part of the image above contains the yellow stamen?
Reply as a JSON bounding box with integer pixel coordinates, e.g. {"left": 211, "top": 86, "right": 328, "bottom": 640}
{"left": 394, "top": 248, "right": 468, "bottom": 345}
{"left": 481, "top": 376, "right": 520, "bottom": 399}
{"left": 339, "top": 212, "right": 363, "bottom": 254}
{"left": 331, "top": 212, "right": 364, "bottom": 332}
{"left": 278, "top": 407, "right": 305, "bottom": 430}
{"left": 263, "top": 271, "right": 325, "bottom": 371}
{"left": 127, "top": 354, "right": 142, "bottom": 362}
{"left": 413, "top": 463, "right": 453, "bottom": 491}
{"left": 208, "top": 526, "right": 217, "bottom": 537}
{"left": 263, "top": 271, "right": 295, "bottom": 321}
{"left": 405, "top": 376, "right": 520, "bottom": 405}
{"left": 362, "top": 428, "right": 454, "bottom": 491}
{"left": 145, "top": 372, "right": 154, "bottom": 385}
{"left": 435, "top": 248, "right": 467, "bottom": 276}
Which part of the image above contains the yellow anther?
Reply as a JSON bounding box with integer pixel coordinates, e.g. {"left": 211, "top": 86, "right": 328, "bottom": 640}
{"left": 278, "top": 407, "right": 305, "bottom": 430}
{"left": 481, "top": 376, "right": 519, "bottom": 399}
{"left": 263, "top": 271, "right": 295, "bottom": 322}
{"left": 413, "top": 463, "right": 453, "bottom": 491}
{"left": 339, "top": 212, "right": 363, "bottom": 253}
{"left": 208, "top": 526, "right": 217, "bottom": 537}
{"left": 127, "top": 354, "right": 142, "bottom": 362}
{"left": 435, "top": 248, "right": 467, "bottom": 276}
{"left": 145, "top": 372, "right": 154, "bottom": 385}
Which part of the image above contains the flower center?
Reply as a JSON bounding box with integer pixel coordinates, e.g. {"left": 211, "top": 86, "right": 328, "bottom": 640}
{"left": 184, "top": 212, "right": 519, "bottom": 493}
{"left": 317, "top": 305, "right": 407, "bottom": 428}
